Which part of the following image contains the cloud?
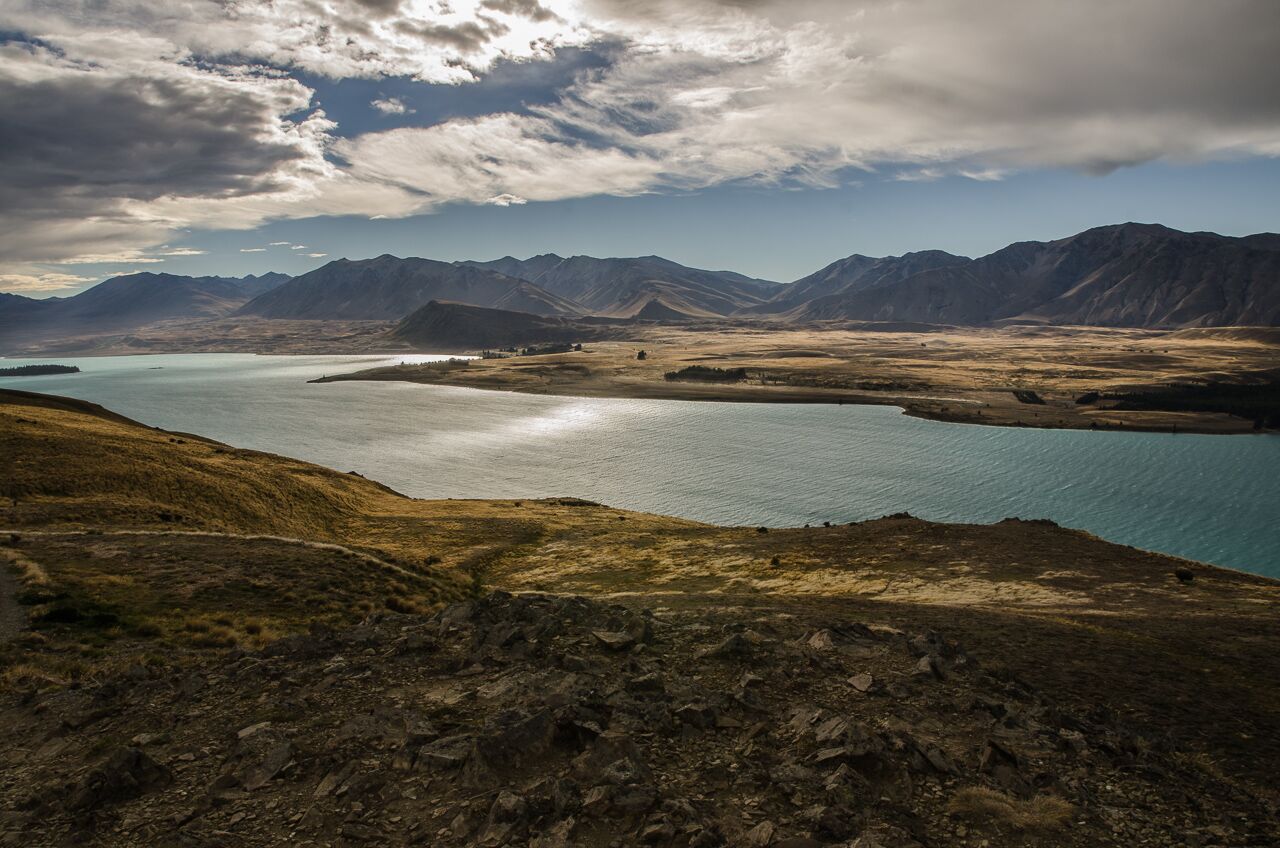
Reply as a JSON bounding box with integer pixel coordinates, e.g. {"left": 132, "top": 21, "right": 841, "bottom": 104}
{"left": 371, "top": 96, "right": 414, "bottom": 115}
{"left": 0, "top": 0, "right": 589, "bottom": 82}
{"left": 269, "top": 242, "right": 292, "bottom": 246}
{"left": 240, "top": 247, "right": 268, "bottom": 253}
{"left": 290, "top": 244, "right": 308, "bottom": 250}
{"left": 313, "top": 0, "right": 1280, "bottom": 222}
{"left": 306, "top": 253, "right": 328, "bottom": 258}
{"left": 0, "top": 34, "right": 330, "bottom": 271}
{"left": 481, "top": 0, "right": 560, "bottom": 24}
{"left": 1, "top": 0, "right": 1278, "bottom": 278}
{"left": 0, "top": 271, "right": 95, "bottom": 293}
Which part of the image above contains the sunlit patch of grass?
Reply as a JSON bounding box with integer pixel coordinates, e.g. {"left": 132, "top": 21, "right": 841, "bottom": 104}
{"left": 948, "top": 787, "right": 1074, "bottom": 831}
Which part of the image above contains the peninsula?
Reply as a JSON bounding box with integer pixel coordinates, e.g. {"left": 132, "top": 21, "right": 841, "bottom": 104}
{"left": 312, "top": 323, "right": 1280, "bottom": 434}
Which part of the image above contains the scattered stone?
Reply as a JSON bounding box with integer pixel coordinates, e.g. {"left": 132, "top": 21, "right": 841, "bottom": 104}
{"left": 742, "top": 820, "right": 776, "bottom": 847}
{"left": 593, "top": 630, "right": 637, "bottom": 651}
{"left": 848, "top": 672, "right": 874, "bottom": 693}
{"left": 68, "top": 747, "right": 171, "bottom": 811}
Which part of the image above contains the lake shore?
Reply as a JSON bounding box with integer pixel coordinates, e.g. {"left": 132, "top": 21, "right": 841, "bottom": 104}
{"left": 312, "top": 324, "right": 1280, "bottom": 435}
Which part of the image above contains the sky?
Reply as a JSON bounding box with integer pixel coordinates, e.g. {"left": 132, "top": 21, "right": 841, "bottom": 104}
{"left": 1, "top": 1, "right": 1278, "bottom": 295}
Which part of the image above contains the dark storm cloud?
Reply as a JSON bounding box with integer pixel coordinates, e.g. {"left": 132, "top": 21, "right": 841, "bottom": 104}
{"left": 0, "top": 39, "right": 326, "bottom": 265}
{"left": 0, "top": 73, "right": 307, "bottom": 199}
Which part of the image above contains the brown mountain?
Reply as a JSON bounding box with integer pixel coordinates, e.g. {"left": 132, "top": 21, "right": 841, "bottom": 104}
{"left": 752, "top": 250, "right": 969, "bottom": 315}
{"left": 238, "top": 256, "right": 581, "bottom": 320}
{"left": 390, "top": 301, "right": 626, "bottom": 351}
{"left": 463, "top": 254, "right": 781, "bottom": 319}
{"left": 786, "top": 224, "right": 1280, "bottom": 327}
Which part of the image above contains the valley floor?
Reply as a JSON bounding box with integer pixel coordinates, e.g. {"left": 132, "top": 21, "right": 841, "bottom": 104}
{"left": 0, "top": 389, "right": 1277, "bottom": 846}
{"left": 315, "top": 323, "right": 1280, "bottom": 434}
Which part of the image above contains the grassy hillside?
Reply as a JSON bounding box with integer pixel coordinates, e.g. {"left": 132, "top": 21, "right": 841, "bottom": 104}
{"left": 0, "top": 390, "right": 1277, "bottom": 845}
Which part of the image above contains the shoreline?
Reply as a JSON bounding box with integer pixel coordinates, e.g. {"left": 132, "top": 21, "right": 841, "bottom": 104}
{"left": 312, "top": 363, "right": 1270, "bottom": 436}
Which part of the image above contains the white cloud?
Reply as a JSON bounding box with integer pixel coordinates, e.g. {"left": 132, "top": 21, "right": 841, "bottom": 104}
{"left": 0, "top": 271, "right": 95, "bottom": 293}
{"left": 371, "top": 96, "right": 413, "bottom": 115}
{"left": 290, "top": 244, "right": 307, "bottom": 249}
{"left": 269, "top": 242, "right": 292, "bottom": 246}
{"left": 240, "top": 247, "right": 267, "bottom": 252}
{"left": 306, "top": 253, "right": 328, "bottom": 258}
{"left": 1, "top": 0, "right": 1277, "bottom": 278}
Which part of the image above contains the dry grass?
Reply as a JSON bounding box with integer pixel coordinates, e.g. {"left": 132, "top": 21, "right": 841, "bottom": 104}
{"left": 948, "top": 787, "right": 1074, "bottom": 831}
{"left": 321, "top": 324, "right": 1280, "bottom": 433}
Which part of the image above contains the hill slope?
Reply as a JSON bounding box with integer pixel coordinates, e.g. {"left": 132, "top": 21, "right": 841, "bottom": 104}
{"left": 239, "top": 256, "right": 581, "bottom": 320}
{"left": 0, "top": 391, "right": 1277, "bottom": 845}
{"left": 464, "top": 254, "right": 781, "bottom": 319}
{"left": 787, "top": 224, "right": 1280, "bottom": 327}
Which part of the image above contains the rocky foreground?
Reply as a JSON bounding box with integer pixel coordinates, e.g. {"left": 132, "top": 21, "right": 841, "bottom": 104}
{"left": 2, "top": 591, "right": 1275, "bottom": 847}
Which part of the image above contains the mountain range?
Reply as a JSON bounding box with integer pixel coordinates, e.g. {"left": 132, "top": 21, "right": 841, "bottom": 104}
{"left": 390, "top": 301, "right": 627, "bottom": 351}
{"left": 2, "top": 224, "right": 1278, "bottom": 353}
{"left": 0, "top": 272, "right": 290, "bottom": 347}
{"left": 461, "top": 254, "right": 782, "bottom": 319}
{"left": 237, "top": 255, "right": 581, "bottom": 320}
{"left": 233, "top": 223, "right": 1280, "bottom": 328}
{"left": 783, "top": 223, "right": 1280, "bottom": 327}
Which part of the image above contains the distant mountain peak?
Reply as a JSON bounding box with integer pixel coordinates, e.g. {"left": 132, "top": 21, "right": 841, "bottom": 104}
{"left": 782, "top": 223, "right": 1280, "bottom": 327}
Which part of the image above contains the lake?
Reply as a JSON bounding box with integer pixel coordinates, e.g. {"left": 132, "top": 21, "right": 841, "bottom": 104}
{"left": 3, "top": 353, "right": 1278, "bottom": 577}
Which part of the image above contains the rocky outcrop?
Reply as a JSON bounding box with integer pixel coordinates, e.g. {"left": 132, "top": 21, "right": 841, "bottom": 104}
{"left": 2, "top": 592, "right": 1273, "bottom": 846}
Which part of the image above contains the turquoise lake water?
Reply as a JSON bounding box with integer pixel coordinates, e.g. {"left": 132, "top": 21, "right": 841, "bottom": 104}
{"left": 3, "top": 353, "right": 1277, "bottom": 577}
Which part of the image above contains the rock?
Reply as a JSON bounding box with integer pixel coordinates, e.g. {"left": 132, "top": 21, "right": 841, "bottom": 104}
{"left": 807, "top": 630, "right": 836, "bottom": 651}
{"left": 612, "top": 784, "right": 659, "bottom": 814}
{"left": 240, "top": 740, "right": 296, "bottom": 790}
{"left": 675, "top": 702, "right": 718, "bottom": 729}
{"left": 912, "top": 654, "right": 945, "bottom": 680}
{"left": 1175, "top": 568, "right": 1195, "bottom": 584}
{"left": 489, "top": 790, "right": 528, "bottom": 823}
{"left": 601, "top": 756, "right": 649, "bottom": 786}
{"left": 627, "top": 672, "right": 666, "bottom": 694}
{"left": 701, "top": 633, "right": 753, "bottom": 659}
{"left": 593, "top": 630, "right": 637, "bottom": 651}
{"left": 742, "top": 820, "right": 776, "bottom": 847}
{"left": 848, "top": 673, "right": 874, "bottom": 693}
{"left": 314, "top": 761, "right": 357, "bottom": 797}
{"left": 69, "top": 747, "right": 171, "bottom": 811}
{"left": 815, "top": 804, "right": 860, "bottom": 840}
{"left": 814, "top": 715, "right": 850, "bottom": 744}
{"left": 236, "top": 721, "right": 272, "bottom": 740}
{"left": 531, "top": 818, "right": 577, "bottom": 848}
{"left": 417, "top": 734, "right": 474, "bottom": 769}
{"left": 641, "top": 820, "right": 677, "bottom": 843}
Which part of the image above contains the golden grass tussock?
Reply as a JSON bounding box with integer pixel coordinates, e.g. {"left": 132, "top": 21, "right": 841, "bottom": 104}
{"left": 1, "top": 547, "right": 50, "bottom": 586}
{"left": 947, "top": 786, "right": 1074, "bottom": 831}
